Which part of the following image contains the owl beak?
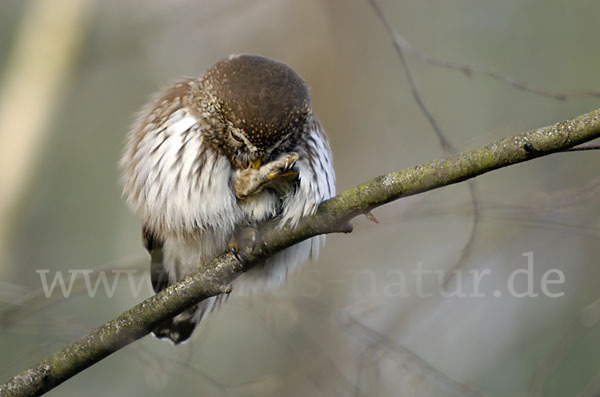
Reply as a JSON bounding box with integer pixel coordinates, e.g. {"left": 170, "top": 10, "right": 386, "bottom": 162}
{"left": 251, "top": 159, "right": 262, "bottom": 169}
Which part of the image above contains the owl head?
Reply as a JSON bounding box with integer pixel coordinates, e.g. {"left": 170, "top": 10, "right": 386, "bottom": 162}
{"left": 197, "top": 54, "right": 312, "bottom": 169}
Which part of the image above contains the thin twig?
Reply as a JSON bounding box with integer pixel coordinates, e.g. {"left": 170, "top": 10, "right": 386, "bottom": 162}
{"left": 391, "top": 28, "right": 600, "bottom": 101}
{"left": 562, "top": 142, "right": 600, "bottom": 152}
{"left": 366, "top": 0, "right": 451, "bottom": 151}
{"left": 367, "top": 0, "right": 480, "bottom": 283}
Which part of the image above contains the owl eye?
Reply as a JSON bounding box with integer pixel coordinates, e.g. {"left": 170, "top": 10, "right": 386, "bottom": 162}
{"left": 230, "top": 131, "right": 245, "bottom": 144}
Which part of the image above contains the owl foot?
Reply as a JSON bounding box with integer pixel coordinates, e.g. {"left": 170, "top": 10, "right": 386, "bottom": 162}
{"left": 228, "top": 227, "right": 259, "bottom": 264}
{"left": 266, "top": 152, "right": 299, "bottom": 180}
{"left": 233, "top": 153, "right": 299, "bottom": 200}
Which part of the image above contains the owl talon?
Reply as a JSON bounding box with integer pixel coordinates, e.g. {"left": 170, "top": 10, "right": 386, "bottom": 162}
{"left": 230, "top": 244, "right": 244, "bottom": 264}
{"left": 228, "top": 239, "right": 244, "bottom": 264}
{"left": 234, "top": 153, "right": 299, "bottom": 198}
{"left": 228, "top": 227, "right": 259, "bottom": 264}
{"left": 287, "top": 158, "right": 297, "bottom": 170}
{"left": 267, "top": 168, "right": 298, "bottom": 180}
{"left": 266, "top": 153, "right": 299, "bottom": 180}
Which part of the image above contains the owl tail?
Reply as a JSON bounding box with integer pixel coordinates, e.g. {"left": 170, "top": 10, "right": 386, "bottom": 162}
{"left": 144, "top": 225, "right": 227, "bottom": 344}
{"left": 152, "top": 306, "right": 198, "bottom": 344}
{"left": 151, "top": 295, "right": 226, "bottom": 344}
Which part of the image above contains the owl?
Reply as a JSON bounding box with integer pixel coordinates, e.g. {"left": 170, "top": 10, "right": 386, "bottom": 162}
{"left": 120, "top": 54, "right": 335, "bottom": 344}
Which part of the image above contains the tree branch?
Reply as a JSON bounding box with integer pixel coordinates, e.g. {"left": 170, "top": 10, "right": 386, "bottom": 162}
{"left": 2, "top": 107, "right": 600, "bottom": 396}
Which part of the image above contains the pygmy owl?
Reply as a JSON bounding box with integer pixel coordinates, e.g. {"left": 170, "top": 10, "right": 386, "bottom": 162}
{"left": 120, "top": 54, "right": 335, "bottom": 344}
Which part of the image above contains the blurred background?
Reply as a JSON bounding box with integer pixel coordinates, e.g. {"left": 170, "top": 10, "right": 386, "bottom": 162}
{"left": 1, "top": 0, "right": 599, "bottom": 396}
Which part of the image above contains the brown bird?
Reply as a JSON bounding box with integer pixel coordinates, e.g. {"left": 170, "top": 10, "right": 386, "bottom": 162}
{"left": 120, "top": 54, "right": 335, "bottom": 344}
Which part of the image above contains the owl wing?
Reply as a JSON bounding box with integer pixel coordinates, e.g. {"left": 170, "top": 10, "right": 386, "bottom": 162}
{"left": 122, "top": 79, "right": 241, "bottom": 237}
{"left": 123, "top": 81, "right": 239, "bottom": 343}
{"left": 142, "top": 224, "right": 167, "bottom": 293}
{"left": 281, "top": 118, "right": 336, "bottom": 227}
{"left": 125, "top": 81, "right": 201, "bottom": 294}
